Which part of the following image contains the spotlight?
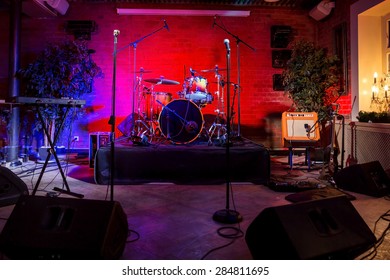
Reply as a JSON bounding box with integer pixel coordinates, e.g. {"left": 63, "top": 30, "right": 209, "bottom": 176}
{"left": 309, "top": 1, "right": 335, "bottom": 21}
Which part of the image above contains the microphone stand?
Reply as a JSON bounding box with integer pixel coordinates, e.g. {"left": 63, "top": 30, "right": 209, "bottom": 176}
{"left": 213, "top": 39, "right": 242, "bottom": 224}
{"left": 117, "top": 22, "right": 168, "bottom": 139}
{"left": 109, "top": 29, "right": 120, "bottom": 201}
{"left": 213, "top": 19, "right": 256, "bottom": 139}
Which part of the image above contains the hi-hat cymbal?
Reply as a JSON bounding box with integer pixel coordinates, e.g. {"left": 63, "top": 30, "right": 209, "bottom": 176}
{"left": 200, "top": 67, "right": 226, "bottom": 73}
{"left": 144, "top": 78, "right": 180, "bottom": 85}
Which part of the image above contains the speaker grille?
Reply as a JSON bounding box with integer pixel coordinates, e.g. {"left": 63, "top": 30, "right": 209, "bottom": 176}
{"left": 245, "top": 196, "right": 376, "bottom": 260}
{"left": 0, "top": 196, "right": 128, "bottom": 259}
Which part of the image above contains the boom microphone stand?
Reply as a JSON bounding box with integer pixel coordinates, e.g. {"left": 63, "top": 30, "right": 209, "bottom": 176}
{"left": 117, "top": 20, "right": 169, "bottom": 139}
{"left": 213, "top": 39, "right": 242, "bottom": 224}
{"left": 213, "top": 17, "right": 256, "bottom": 138}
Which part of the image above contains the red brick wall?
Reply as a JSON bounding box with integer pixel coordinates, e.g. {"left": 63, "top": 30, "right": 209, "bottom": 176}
{"left": 316, "top": 0, "right": 355, "bottom": 115}
{"left": 1, "top": 2, "right": 349, "bottom": 149}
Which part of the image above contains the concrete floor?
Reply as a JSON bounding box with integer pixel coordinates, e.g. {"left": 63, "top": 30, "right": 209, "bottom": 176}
{"left": 0, "top": 152, "right": 389, "bottom": 260}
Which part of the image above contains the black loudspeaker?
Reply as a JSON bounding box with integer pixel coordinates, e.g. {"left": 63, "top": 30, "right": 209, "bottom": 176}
{"left": 270, "top": 25, "right": 292, "bottom": 48}
{"left": 334, "top": 161, "right": 390, "bottom": 197}
{"left": 245, "top": 196, "right": 376, "bottom": 260}
{"left": 0, "top": 166, "right": 29, "bottom": 207}
{"left": 0, "top": 195, "right": 129, "bottom": 259}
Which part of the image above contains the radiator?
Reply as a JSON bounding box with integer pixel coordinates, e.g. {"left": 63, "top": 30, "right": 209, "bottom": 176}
{"left": 338, "top": 121, "right": 390, "bottom": 171}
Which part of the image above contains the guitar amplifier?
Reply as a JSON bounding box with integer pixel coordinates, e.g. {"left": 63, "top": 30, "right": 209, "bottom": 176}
{"left": 282, "top": 112, "right": 320, "bottom": 142}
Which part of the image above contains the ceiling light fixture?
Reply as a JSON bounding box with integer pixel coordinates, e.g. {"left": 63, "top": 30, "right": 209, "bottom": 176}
{"left": 117, "top": 9, "right": 250, "bottom": 17}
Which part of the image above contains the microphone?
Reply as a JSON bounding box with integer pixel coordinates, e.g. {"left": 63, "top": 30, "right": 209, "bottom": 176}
{"left": 164, "top": 20, "right": 169, "bottom": 31}
{"left": 224, "top": 38, "right": 230, "bottom": 52}
{"left": 212, "top": 15, "right": 216, "bottom": 28}
{"left": 113, "top": 29, "right": 120, "bottom": 37}
{"left": 304, "top": 123, "right": 311, "bottom": 137}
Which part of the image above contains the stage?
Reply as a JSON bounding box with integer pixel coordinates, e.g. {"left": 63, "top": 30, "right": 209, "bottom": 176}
{"left": 94, "top": 138, "right": 270, "bottom": 185}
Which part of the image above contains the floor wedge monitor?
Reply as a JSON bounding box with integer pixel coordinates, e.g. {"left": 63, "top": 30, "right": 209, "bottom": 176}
{"left": 245, "top": 196, "right": 376, "bottom": 260}
{"left": 0, "top": 195, "right": 129, "bottom": 259}
{"left": 334, "top": 161, "right": 390, "bottom": 197}
{"left": 0, "top": 166, "right": 29, "bottom": 207}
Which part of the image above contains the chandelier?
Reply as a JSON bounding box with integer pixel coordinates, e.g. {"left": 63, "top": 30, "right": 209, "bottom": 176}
{"left": 371, "top": 72, "right": 390, "bottom": 112}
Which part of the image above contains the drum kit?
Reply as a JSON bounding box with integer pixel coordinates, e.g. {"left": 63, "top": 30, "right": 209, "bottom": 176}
{"left": 128, "top": 65, "right": 232, "bottom": 145}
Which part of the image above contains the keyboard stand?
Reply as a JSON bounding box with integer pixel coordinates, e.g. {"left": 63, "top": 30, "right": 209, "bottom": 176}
{"left": 31, "top": 105, "right": 84, "bottom": 199}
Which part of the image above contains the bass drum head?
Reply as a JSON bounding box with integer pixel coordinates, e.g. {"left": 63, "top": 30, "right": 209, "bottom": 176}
{"left": 158, "top": 99, "right": 204, "bottom": 144}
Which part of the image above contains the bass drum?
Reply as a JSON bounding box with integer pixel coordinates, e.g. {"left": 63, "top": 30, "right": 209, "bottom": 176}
{"left": 158, "top": 99, "right": 204, "bottom": 144}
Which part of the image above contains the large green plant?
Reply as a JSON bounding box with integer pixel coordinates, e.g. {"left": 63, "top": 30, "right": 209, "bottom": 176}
{"left": 18, "top": 40, "right": 102, "bottom": 145}
{"left": 282, "top": 40, "right": 340, "bottom": 121}
{"left": 20, "top": 40, "right": 102, "bottom": 99}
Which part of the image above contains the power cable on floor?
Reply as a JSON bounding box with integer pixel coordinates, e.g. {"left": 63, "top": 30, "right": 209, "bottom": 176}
{"left": 201, "top": 225, "right": 244, "bottom": 260}
{"left": 359, "top": 209, "right": 390, "bottom": 260}
{"left": 201, "top": 182, "right": 244, "bottom": 260}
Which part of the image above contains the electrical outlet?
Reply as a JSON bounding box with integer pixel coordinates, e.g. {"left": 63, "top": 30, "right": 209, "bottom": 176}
{"left": 73, "top": 136, "right": 79, "bottom": 142}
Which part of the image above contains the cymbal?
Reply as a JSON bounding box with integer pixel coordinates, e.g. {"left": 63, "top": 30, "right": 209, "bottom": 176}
{"left": 200, "top": 67, "right": 226, "bottom": 73}
{"left": 144, "top": 78, "right": 180, "bottom": 85}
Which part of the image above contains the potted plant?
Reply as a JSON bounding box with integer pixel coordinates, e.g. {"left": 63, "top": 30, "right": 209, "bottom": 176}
{"left": 282, "top": 40, "right": 340, "bottom": 122}
{"left": 357, "top": 111, "right": 390, "bottom": 123}
{"left": 282, "top": 40, "right": 341, "bottom": 175}
{"left": 18, "top": 40, "right": 102, "bottom": 159}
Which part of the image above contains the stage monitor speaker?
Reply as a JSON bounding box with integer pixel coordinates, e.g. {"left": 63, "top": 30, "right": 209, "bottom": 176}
{"left": 270, "top": 25, "right": 292, "bottom": 48}
{"left": 334, "top": 161, "right": 390, "bottom": 197}
{"left": 0, "top": 166, "right": 29, "bottom": 207}
{"left": 281, "top": 112, "right": 320, "bottom": 142}
{"left": 0, "top": 195, "right": 129, "bottom": 259}
{"left": 245, "top": 196, "right": 376, "bottom": 260}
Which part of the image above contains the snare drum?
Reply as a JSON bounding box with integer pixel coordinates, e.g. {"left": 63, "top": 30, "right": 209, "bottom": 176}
{"left": 158, "top": 99, "right": 204, "bottom": 144}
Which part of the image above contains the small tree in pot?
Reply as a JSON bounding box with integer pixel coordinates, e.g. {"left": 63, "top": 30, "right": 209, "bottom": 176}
{"left": 282, "top": 40, "right": 340, "bottom": 122}
{"left": 18, "top": 40, "right": 102, "bottom": 158}
{"left": 282, "top": 40, "right": 341, "bottom": 175}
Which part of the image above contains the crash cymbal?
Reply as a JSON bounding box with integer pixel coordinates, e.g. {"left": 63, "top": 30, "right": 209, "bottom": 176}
{"left": 144, "top": 78, "right": 180, "bottom": 85}
{"left": 200, "top": 67, "right": 226, "bottom": 73}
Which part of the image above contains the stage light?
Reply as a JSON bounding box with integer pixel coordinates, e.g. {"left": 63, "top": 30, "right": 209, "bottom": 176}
{"left": 117, "top": 9, "right": 250, "bottom": 17}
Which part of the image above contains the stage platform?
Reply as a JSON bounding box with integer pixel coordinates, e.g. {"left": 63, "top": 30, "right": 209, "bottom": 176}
{"left": 94, "top": 138, "right": 270, "bottom": 185}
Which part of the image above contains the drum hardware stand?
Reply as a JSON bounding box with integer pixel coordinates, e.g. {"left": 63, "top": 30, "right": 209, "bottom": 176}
{"left": 208, "top": 73, "right": 227, "bottom": 145}
{"left": 213, "top": 39, "right": 242, "bottom": 224}
{"left": 213, "top": 17, "right": 256, "bottom": 138}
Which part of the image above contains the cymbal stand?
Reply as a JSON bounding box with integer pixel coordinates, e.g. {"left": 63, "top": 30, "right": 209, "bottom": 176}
{"left": 147, "top": 84, "right": 161, "bottom": 141}
{"left": 208, "top": 72, "right": 227, "bottom": 145}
